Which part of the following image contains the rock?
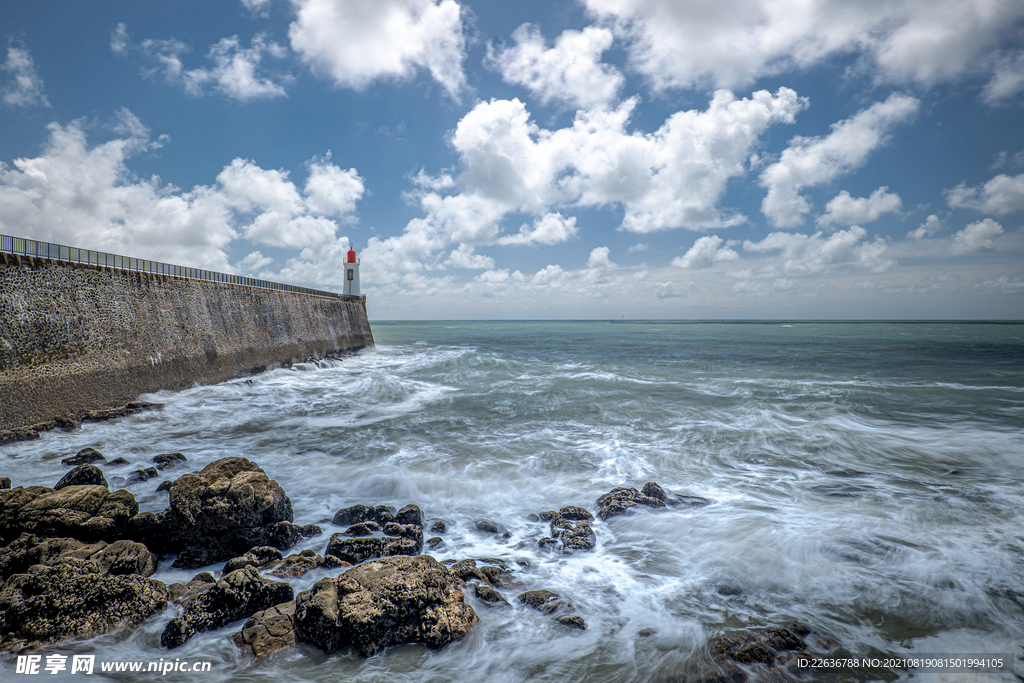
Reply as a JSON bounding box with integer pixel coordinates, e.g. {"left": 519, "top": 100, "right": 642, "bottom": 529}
{"left": 706, "top": 627, "right": 807, "bottom": 670}
{"left": 517, "top": 589, "right": 562, "bottom": 614}
{"left": 168, "top": 572, "right": 217, "bottom": 604}
{"left": 61, "top": 448, "right": 106, "bottom": 467}
{"left": 549, "top": 515, "right": 595, "bottom": 551}
{"left": 126, "top": 457, "right": 309, "bottom": 569}
{"left": 538, "top": 537, "right": 557, "bottom": 548}
{"left": 670, "top": 495, "right": 713, "bottom": 507}
{"left": 127, "top": 467, "right": 160, "bottom": 484}
{"left": 0, "top": 484, "right": 138, "bottom": 544}
{"left": 538, "top": 511, "right": 558, "bottom": 521}
{"left": 161, "top": 565, "right": 294, "bottom": 648}
{"left": 106, "top": 457, "right": 130, "bottom": 466}
{"left": 641, "top": 482, "right": 666, "bottom": 502}
{"left": 324, "top": 533, "right": 419, "bottom": 565}
{"left": 475, "top": 519, "right": 501, "bottom": 534}
{"left": 558, "top": 506, "right": 593, "bottom": 521}
{"left": 447, "top": 559, "right": 517, "bottom": 588}
{"left": 426, "top": 537, "right": 444, "bottom": 550}
{"left": 223, "top": 546, "right": 284, "bottom": 574}
{"left": 54, "top": 464, "right": 108, "bottom": 491}
{"left": 343, "top": 522, "right": 382, "bottom": 536}
{"left": 320, "top": 555, "right": 350, "bottom": 570}
{"left": 233, "top": 601, "right": 296, "bottom": 659}
{"left": 296, "top": 523, "right": 322, "bottom": 537}
{"left": 395, "top": 504, "right": 423, "bottom": 528}
{"left": 266, "top": 551, "right": 325, "bottom": 578}
{"left": 152, "top": 453, "right": 187, "bottom": 470}
{"left": 429, "top": 520, "right": 447, "bottom": 534}
{"left": 382, "top": 522, "right": 424, "bottom": 552}
{"left": 0, "top": 558, "right": 168, "bottom": 650}
{"left": 474, "top": 583, "right": 510, "bottom": 607}
{"left": 292, "top": 555, "right": 477, "bottom": 656}
{"left": 332, "top": 504, "right": 394, "bottom": 527}
{"left": 156, "top": 480, "right": 173, "bottom": 493}
{"left": 596, "top": 486, "right": 667, "bottom": 521}
{"left": 0, "top": 478, "right": 10, "bottom": 490}
{"left": 638, "top": 627, "right": 656, "bottom": 637}
{"left": 557, "top": 615, "right": 586, "bottom": 630}
{"left": 0, "top": 533, "right": 158, "bottom": 580}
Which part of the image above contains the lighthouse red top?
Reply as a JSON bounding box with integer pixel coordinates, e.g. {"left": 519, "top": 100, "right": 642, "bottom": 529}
{"left": 347, "top": 248, "right": 357, "bottom": 263}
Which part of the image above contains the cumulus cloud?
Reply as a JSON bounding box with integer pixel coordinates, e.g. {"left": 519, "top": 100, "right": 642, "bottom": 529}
{"left": 1, "top": 42, "right": 50, "bottom": 108}
{"left": 743, "top": 226, "right": 893, "bottom": 274}
{"left": 818, "top": 186, "right": 902, "bottom": 225}
{"left": 586, "top": 246, "right": 616, "bottom": 269}
{"left": 580, "top": 0, "right": 1024, "bottom": 93}
{"left": 951, "top": 218, "right": 1003, "bottom": 254}
{"left": 760, "top": 93, "right": 919, "bottom": 227}
{"left": 982, "top": 51, "right": 1024, "bottom": 104}
{"left": 907, "top": 214, "right": 942, "bottom": 239}
{"left": 0, "top": 111, "right": 363, "bottom": 271}
{"left": 945, "top": 172, "right": 1024, "bottom": 215}
{"left": 498, "top": 212, "right": 578, "bottom": 246}
{"left": 287, "top": 0, "right": 466, "bottom": 98}
{"left": 672, "top": 235, "right": 739, "bottom": 268}
{"left": 114, "top": 24, "right": 291, "bottom": 102}
{"left": 487, "top": 24, "right": 623, "bottom": 108}
{"left": 446, "top": 243, "right": 495, "bottom": 269}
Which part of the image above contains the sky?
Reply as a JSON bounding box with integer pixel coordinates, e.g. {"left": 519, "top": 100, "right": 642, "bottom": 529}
{"left": 1, "top": 0, "right": 1023, "bottom": 320}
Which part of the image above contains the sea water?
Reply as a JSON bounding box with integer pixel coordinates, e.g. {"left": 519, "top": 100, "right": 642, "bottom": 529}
{"left": 2, "top": 321, "right": 1022, "bottom": 682}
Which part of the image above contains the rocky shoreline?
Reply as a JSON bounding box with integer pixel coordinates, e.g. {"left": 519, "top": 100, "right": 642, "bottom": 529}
{"left": 0, "top": 448, "right": 842, "bottom": 682}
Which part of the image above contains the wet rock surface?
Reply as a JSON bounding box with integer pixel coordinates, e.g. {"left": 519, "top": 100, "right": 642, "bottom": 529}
{"left": 167, "top": 572, "right": 217, "bottom": 605}
{"left": 161, "top": 565, "right": 294, "bottom": 649}
{"left": 596, "top": 484, "right": 667, "bottom": 521}
{"left": 324, "top": 533, "right": 419, "bottom": 565}
{"left": 293, "top": 555, "right": 477, "bottom": 657}
{"left": 332, "top": 504, "right": 396, "bottom": 527}
{"left": 518, "top": 589, "right": 563, "bottom": 614}
{"left": 223, "top": 546, "right": 284, "bottom": 574}
{"left": 0, "top": 534, "right": 158, "bottom": 580}
{"left": 54, "top": 464, "right": 108, "bottom": 491}
{"left": 0, "top": 484, "right": 139, "bottom": 544}
{"left": 233, "top": 601, "right": 296, "bottom": 659}
{"left": 549, "top": 514, "right": 596, "bottom": 551}
{"left": 265, "top": 549, "right": 332, "bottom": 578}
{"left": 61, "top": 447, "right": 106, "bottom": 467}
{"left": 152, "top": 453, "right": 187, "bottom": 470}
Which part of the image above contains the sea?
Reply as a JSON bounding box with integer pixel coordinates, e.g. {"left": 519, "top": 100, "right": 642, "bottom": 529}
{"left": 2, "top": 320, "right": 1023, "bottom": 682}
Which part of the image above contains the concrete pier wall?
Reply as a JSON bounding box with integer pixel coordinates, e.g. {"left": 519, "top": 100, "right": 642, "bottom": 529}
{"left": 0, "top": 253, "right": 374, "bottom": 431}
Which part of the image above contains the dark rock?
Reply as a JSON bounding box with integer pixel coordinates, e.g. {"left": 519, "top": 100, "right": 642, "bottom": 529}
{"left": 168, "top": 572, "right": 217, "bottom": 604}
{"left": 296, "top": 523, "right": 322, "bottom": 537}
{"left": 320, "top": 554, "right": 350, "bottom": 570}
{"left": 223, "top": 546, "right": 284, "bottom": 574}
{"left": 549, "top": 515, "right": 596, "bottom": 551}
{"left": 474, "top": 583, "right": 510, "bottom": 606}
{"left": 332, "top": 504, "right": 394, "bottom": 527}
{"left": 538, "top": 536, "right": 557, "bottom": 548}
{"left": 395, "top": 504, "right": 423, "bottom": 528}
{"left": 0, "top": 533, "right": 158, "bottom": 580}
{"left": 61, "top": 447, "right": 106, "bottom": 467}
{"left": 0, "top": 558, "right": 167, "bottom": 650}
{"left": 638, "top": 627, "right": 656, "bottom": 637}
{"left": 717, "top": 584, "right": 743, "bottom": 596}
{"left": 292, "top": 555, "right": 477, "bottom": 656}
{"left": 106, "top": 457, "right": 130, "bottom": 466}
{"left": 152, "top": 453, "right": 187, "bottom": 470}
{"left": 266, "top": 552, "right": 325, "bottom": 578}
{"left": 447, "top": 559, "right": 517, "bottom": 588}
{"left": 161, "top": 565, "right": 294, "bottom": 648}
{"left": 558, "top": 615, "right": 586, "bottom": 630}
{"left": 670, "top": 495, "right": 712, "bottom": 507}
{"left": 709, "top": 627, "right": 805, "bottom": 668}
{"left": 596, "top": 486, "right": 667, "bottom": 521}
{"left": 382, "top": 522, "right": 424, "bottom": 552}
{"left": 526, "top": 513, "right": 541, "bottom": 522}
{"left": 538, "top": 510, "right": 557, "bottom": 521}
{"left": 518, "top": 589, "right": 562, "bottom": 614}
{"left": 558, "top": 506, "right": 593, "bottom": 521}
{"left": 0, "top": 484, "right": 138, "bottom": 544}
{"left": 426, "top": 537, "right": 444, "bottom": 550}
{"left": 475, "top": 519, "right": 501, "bottom": 534}
{"left": 324, "top": 533, "right": 419, "bottom": 565}
{"left": 156, "top": 480, "right": 173, "bottom": 493}
{"left": 641, "top": 482, "right": 667, "bottom": 502}
{"left": 344, "top": 522, "right": 382, "bottom": 536}
{"left": 233, "top": 601, "right": 296, "bottom": 659}
{"left": 127, "top": 467, "right": 160, "bottom": 483}
{"left": 54, "top": 464, "right": 108, "bottom": 491}
{"left": 0, "top": 478, "right": 10, "bottom": 490}
{"left": 429, "top": 520, "right": 447, "bottom": 534}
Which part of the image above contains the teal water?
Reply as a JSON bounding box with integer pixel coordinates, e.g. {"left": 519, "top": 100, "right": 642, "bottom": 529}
{"left": 2, "top": 321, "right": 1023, "bottom": 681}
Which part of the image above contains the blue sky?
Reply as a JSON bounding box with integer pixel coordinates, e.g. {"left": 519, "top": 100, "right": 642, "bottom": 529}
{"left": 1, "top": 0, "right": 1022, "bottom": 319}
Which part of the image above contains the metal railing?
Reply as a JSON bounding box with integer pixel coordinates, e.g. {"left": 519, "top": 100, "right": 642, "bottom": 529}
{"left": 0, "top": 233, "right": 343, "bottom": 299}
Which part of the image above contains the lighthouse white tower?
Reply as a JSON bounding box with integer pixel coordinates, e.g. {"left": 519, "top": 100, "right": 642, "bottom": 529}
{"left": 343, "top": 247, "right": 361, "bottom": 297}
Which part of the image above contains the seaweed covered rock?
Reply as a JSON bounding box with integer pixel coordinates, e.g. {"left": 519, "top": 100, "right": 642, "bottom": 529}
{"left": 0, "top": 558, "right": 168, "bottom": 651}
{"left": 293, "top": 555, "right": 477, "bottom": 656}
{"left": 0, "top": 484, "right": 138, "bottom": 544}
{"left": 0, "top": 534, "right": 158, "bottom": 581}
{"left": 222, "top": 546, "right": 284, "bottom": 574}
{"left": 332, "top": 504, "right": 395, "bottom": 527}
{"left": 549, "top": 514, "right": 596, "bottom": 551}
{"left": 446, "top": 558, "right": 517, "bottom": 588}
{"left": 161, "top": 565, "right": 294, "bottom": 648}
{"left": 324, "top": 534, "right": 419, "bottom": 565}
{"left": 54, "top": 464, "right": 108, "bottom": 491}
{"left": 233, "top": 601, "right": 296, "bottom": 659}
{"left": 596, "top": 485, "right": 667, "bottom": 521}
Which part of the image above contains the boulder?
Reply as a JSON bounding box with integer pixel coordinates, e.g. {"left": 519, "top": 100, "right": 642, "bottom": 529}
{"left": 324, "top": 534, "right": 418, "bottom": 565}
{"left": 473, "top": 584, "right": 510, "bottom": 607}
{"left": 127, "top": 467, "right": 160, "bottom": 484}
{"left": 293, "top": 555, "right": 477, "bottom": 656}
{"left": 549, "top": 514, "right": 595, "bottom": 551}
{"left": 475, "top": 519, "right": 501, "bottom": 534}
{"left": 0, "top": 485, "right": 138, "bottom": 544}
{"left": 233, "top": 601, "right": 296, "bottom": 660}
{"left": 161, "top": 565, "right": 294, "bottom": 648}
{"left": 0, "top": 534, "right": 158, "bottom": 580}
{"left": 106, "top": 457, "right": 130, "bottom": 466}
{"left": 54, "top": 464, "right": 108, "bottom": 491}
{"left": 167, "top": 572, "right": 217, "bottom": 605}
{"left": 266, "top": 550, "right": 328, "bottom": 578}
{"left": 0, "top": 478, "right": 10, "bottom": 490}
{"left": 152, "top": 453, "right": 187, "bottom": 470}
{"left": 558, "top": 506, "right": 593, "bottom": 521}
{"left": 596, "top": 486, "right": 667, "bottom": 521}
{"left": 429, "top": 520, "right": 447, "bottom": 534}
{"left": 0, "top": 558, "right": 168, "bottom": 651}
{"left": 342, "top": 522, "right": 382, "bottom": 537}
{"left": 447, "top": 559, "right": 517, "bottom": 588}
{"left": 223, "top": 546, "right": 284, "bottom": 574}
{"left": 518, "top": 589, "right": 563, "bottom": 614}
{"left": 557, "top": 615, "right": 586, "bottom": 630}
{"left": 61, "top": 447, "right": 105, "bottom": 467}
{"left": 395, "top": 504, "right": 423, "bottom": 528}
{"left": 382, "top": 522, "right": 424, "bottom": 550}
{"left": 641, "top": 481, "right": 666, "bottom": 502}
{"left": 332, "top": 504, "right": 395, "bottom": 527}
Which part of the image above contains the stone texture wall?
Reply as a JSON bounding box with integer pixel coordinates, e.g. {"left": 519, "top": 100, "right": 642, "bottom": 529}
{"left": 0, "top": 254, "right": 374, "bottom": 431}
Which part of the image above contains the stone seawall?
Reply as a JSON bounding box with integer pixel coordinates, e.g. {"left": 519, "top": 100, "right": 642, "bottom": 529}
{"left": 0, "top": 254, "right": 374, "bottom": 432}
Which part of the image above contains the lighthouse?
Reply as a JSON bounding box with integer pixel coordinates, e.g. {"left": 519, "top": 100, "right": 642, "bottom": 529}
{"left": 344, "top": 247, "right": 361, "bottom": 297}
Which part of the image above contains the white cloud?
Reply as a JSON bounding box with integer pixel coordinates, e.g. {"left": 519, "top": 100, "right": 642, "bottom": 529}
{"left": 117, "top": 26, "right": 291, "bottom": 102}
{"left": 446, "top": 243, "right": 494, "bottom": 269}
{"left": 287, "top": 0, "right": 466, "bottom": 98}
{"left": 982, "top": 51, "right": 1024, "bottom": 104}
{"left": 672, "top": 235, "right": 739, "bottom": 268}
{"left": 907, "top": 214, "right": 942, "bottom": 239}
{"left": 0, "top": 111, "right": 364, "bottom": 271}
{"left": 951, "top": 218, "right": 1003, "bottom": 254}
{"left": 580, "top": 0, "right": 1024, "bottom": 92}
{"left": 586, "top": 245, "right": 616, "bottom": 270}
{"left": 488, "top": 24, "right": 623, "bottom": 108}
{"left": 236, "top": 250, "right": 273, "bottom": 272}
{"left": 818, "top": 186, "right": 902, "bottom": 225}
{"left": 760, "top": 93, "right": 919, "bottom": 227}
{"left": 946, "top": 172, "right": 1024, "bottom": 215}
{"left": 241, "top": 0, "right": 273, "bottom": 17}
{"left": 627, "top": 242, "right": 648, "bottom": 252}
{"left": 655, "top": 281, "right": 689, "bottom": 299}
{"left": 303, "top": 153, "right": 365, "bottom": 217}
{"left": 498, "top": 212, "right": 578, "bottom": 246}
{"left": 743, "top": 225, "right": 893, "bottom": 274}
{"left": 1, "top": 43, "right": 50, "bottom": 108}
